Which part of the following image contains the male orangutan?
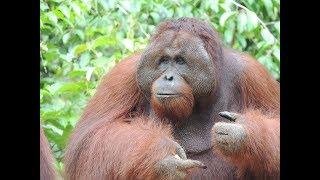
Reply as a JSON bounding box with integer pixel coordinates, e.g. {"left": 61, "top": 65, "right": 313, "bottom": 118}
{"left": 64, "top": 18, "right": 279, "bottom": 179}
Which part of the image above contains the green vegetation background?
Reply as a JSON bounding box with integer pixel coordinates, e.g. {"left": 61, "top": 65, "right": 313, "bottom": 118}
{"left": 40, "top": 0, "right": 280, "bottom": 171}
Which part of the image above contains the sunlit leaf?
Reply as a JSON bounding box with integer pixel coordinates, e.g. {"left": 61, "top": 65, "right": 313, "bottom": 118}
{"left": 47, "top": 12, "right": 58, "bottom": 24}
{"left": 256, "top": 42, "right": 271, "bottom": 58}
{"left": 247, "top": 0, "right": 254, "bottom": 5}
{"left": 273, "top": 47, "right": 280, "bottom": 61}
{"left": 261, "top": 28, "right": 276, "bottom": 45}
{"left": 43, "top": 50, "right": 59, "bottom": 62}
{"left": 57, "top": 82, "right": 85, "bottom": 94}
{"left": 219, "top": 11, "right": 236, "bottom": 27}
{"left": 150, "top": 12, "right": 160, "bottom": 23}
{"left": 71, "top": 2, "right": 82, "bottom": 16}
{"left": 86, "top": 67, "right": 95, "bottom": 81}
{"left": 40, "top": 2, "right": 49, "bottom": 11}
{"left": 59, "top": 5, "right": 70, "bottom": 19}
{"left": 60, "top": 123, "right": 74, "bottom": 148}
{"left": 75, "top": 30, "right": 85, "bottom": 40}
{"left": 62, "top": 33, "right": 71, "bottom": 44}
{"left": 246, "top": 11, "right": 259, "bottom": 30}
{"left": 91, "top": 36, "right": 117, "bottom": 49}
{"left": 79, "top": 51, "right": 90, "bottom": 65}
{"left": 210, "top": 0, "right": 219, "bottom": 13}
{"left": 258, "top": 56, "right": 273, "bottom": 71}
{"left": 237, "top": 11, "right": 247, "bottom": 33}
{"left": 262, "top": 0, "right": 273, "bottom": 16}
{"left": 237, "top": 35, "right": 247, "bottom": 48}
{"left": 122, "top": 38, "right": 134, "bottom": 52}
{"left": 73, "top": 44, "right": 88, "bottom": 56}
{"left": 92, "top": 56, "right": 109, "bottom": 66}
{"left": 68, "top": 70, "right": 86, "bottom": 78}
{"left": 224, "top": 28, "right": 234, "bottom": 44}
{"left": 43, "top": 124, "right": 63, "bottom": 136}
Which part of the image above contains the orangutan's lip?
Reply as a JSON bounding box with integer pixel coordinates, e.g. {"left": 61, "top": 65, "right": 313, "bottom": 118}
{"left": 156, "top": 93, "right": 180, "bottom": 98}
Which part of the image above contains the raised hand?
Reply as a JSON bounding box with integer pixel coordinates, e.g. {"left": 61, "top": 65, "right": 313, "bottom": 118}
{"left": 212, "top": 111, "right": 247, "bottom": 155}
{"left": 212, "top": 111, "right": 280, "bottom": 178}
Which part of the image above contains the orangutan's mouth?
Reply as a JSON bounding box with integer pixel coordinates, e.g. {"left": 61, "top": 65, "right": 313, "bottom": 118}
{"left": 156, "top": 93, "right": 180, "bottom": 98}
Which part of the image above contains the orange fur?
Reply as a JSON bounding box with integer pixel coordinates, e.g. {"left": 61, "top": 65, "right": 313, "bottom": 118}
{"left": 40, "top": 126, "right": 57, "bottom": 180}
{"left": 214, "top": 110, "right": 279, "bottom": 179}
{"left": 239, "top": 54, "right": 280, "bottom": 114}
{"left": 80, "top": 53, "right": 144, "bottom": 122}
{"left": 64, "top": 54, "right": 179, "bottom": 179}
{"left": 151, "top": 80, "right": 194, "bottom": 123}
{"left": 215, "top": 55, "right": 280, "bottom": 179}
{"left": 65, "top": 117, "right": 175, "bottom": 180}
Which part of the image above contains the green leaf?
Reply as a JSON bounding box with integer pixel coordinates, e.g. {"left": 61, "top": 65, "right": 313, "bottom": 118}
{"left": 262, "top": 0, "right": 273, "bottom": 17}
{"left": 79, "top": 52, "right": 91, "bottom": 68}
{"left": 237, "top": 11, "right": 247, "bottom": 33}
{"left": 258, "top": 56, "right": 273, "bottom": 71}
{"left": 91, "top": 36, "right": 116, "bottom": 49}
{"left": 40, "top": 89, "right": 52, "bottom": 101}
{"left": 57, "top": 82, "right": 84, "bottom": 94}
{"left": 98, "top": 0, "right": 110, "bottom": 10}
{"left": 43, "top": 50, "right": 59, "bottom": 62}
{"left": 246, "top": 11, "right": 259, "bottom": 30}
{"left": 150, "top": 12, "right": 160, "bottom": 23}
{"left": 273, "top": 47, "right": 280, "bottom": 61}
{"left": 60, "top": 52, "right": 74, "bottom": 62}
{"left": 122, "top": 39, "right": 134, "bottom": 52}
{"left": 220, "top": 1, "right": 233, "bottom": 12}
{"left": 75, "top": 30, "right": 85, "bottom": 40}
{"left": 219, "top": 11, "right": 236, "bottom": 27}
{"left": 261, "top": 28, "right": 276, "bottom": 45}
{"left": 73, "top": 44, "right": 88, "bottom": 56}
{"left": 210, "top": 0, "right": 219, "bottom": 13}
{"left": 86, "top": 67, "right": 95, "bottom": 81}
{"left": 68, "top": 70, "right": 86, "bottom": 78}
{"left": 47, "top": 12, "right": 58, "bottom": 24}
{"left": 59, "top": 5, "right": 70, "bottom": 19}
{"left": 247, "top": 0, "right": 254, "bottom": 5}
{"left": 44, "top": 124, "right": 63, "bottom": 136}
{"left": 60, "top": 123, "right": 74, "bottom": 148}
{"left": 71, "top": 2, "right": 82, "bottom": 16}
{"left": 41, "top": 111, "right": 60, "bottom": 122}
{"left": 45, "top": 117, "right": 65, "bottom": 130}
{"left": 53, "top": 9, "right": 65, "bottom": 20}
{"left": 92, "top": 56, "right": 109, "bottom": 66}
{"left": 46, "top": 82, "right": 63, "bottom": 95}
{"left": 224, "top": 28, "right": 234, "bottom": 44}
{"left": 274, "top": 21, "right": 280, "bottom": 34}
{"left": 62, "top": 33, "right": 71, "bottom": 44}
{"left": 256, "top": 42, "right": 271, "bottom": 58}
{"left": 237, "top": 35, "right": 247, "bottom": 48}
{"left": 40, "top": 2, "right": 49, "bottom": 11}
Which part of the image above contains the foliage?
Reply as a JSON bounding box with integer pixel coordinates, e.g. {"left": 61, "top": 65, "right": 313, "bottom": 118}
{"left": 40, "top": 0, "right": 280, "bottom": 170}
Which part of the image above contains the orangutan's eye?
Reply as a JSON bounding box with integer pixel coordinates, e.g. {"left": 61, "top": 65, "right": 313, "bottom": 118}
{"left": 158, "top": 56, "right": 170, "bottom": 65}
{"left": 175, "top": 56, "right": 186, "bottom": 65}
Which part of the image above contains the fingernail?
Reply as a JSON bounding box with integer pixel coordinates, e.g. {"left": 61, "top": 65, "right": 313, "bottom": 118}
{"left": 198, "top": 163, "right": 207, "bottom": 169}
{"left": 219, "top": 111, "right": 237, "bottom": 122}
